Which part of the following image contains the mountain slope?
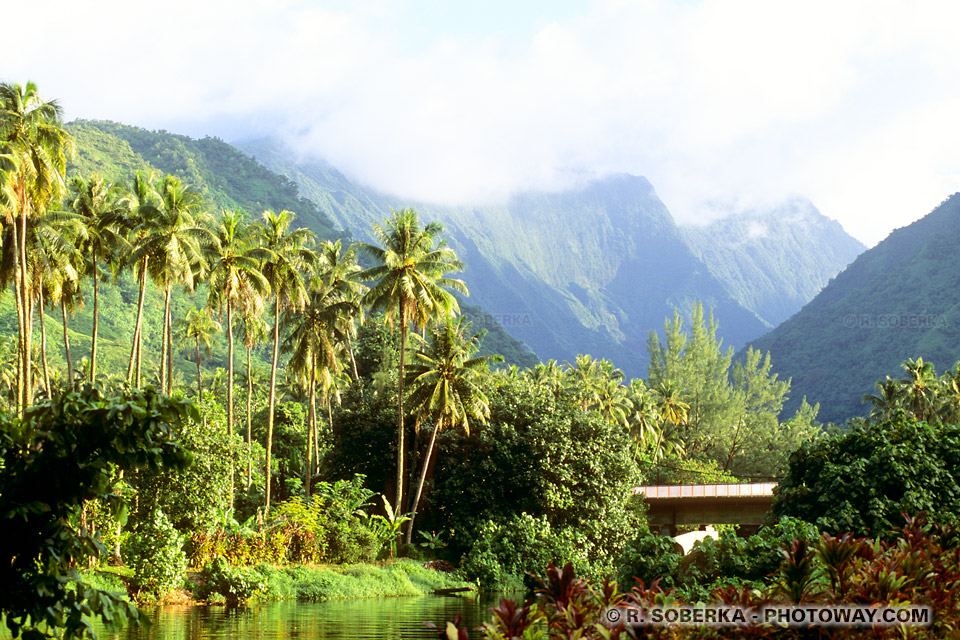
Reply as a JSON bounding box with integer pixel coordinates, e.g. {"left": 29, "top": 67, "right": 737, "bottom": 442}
{"left": 683, "top": 199, "right": 865, "bottom": 328}
{"left": 239, "top": 138, "right": 771, "bottom": 376}
{"left": 746, "top": 193, "right": 960, "bottom": 424}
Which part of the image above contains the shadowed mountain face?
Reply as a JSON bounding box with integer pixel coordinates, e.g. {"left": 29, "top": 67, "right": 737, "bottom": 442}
{"left": 746, "top": 193, "right": 960, "bottom": 424}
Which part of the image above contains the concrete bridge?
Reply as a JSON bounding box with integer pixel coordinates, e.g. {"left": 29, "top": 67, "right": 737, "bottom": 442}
{"left": 636, "top": 483, "right": 776, "bottom": 537}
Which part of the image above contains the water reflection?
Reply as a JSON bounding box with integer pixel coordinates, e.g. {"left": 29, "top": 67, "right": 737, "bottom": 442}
{"left": 94, "top": 594, "right": 501, "bottom": 640}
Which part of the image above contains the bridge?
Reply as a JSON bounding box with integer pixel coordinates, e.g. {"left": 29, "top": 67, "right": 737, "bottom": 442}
{"left": 635, "top": 483, "right": 776, "bottom": 537}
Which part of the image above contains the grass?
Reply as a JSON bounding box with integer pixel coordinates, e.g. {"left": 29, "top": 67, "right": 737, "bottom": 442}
{"left": 251, "top": 560, "right": 475, "bottom": 602}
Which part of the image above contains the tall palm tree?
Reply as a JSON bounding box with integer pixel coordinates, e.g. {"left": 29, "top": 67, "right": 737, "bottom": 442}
{"left": 238, "top": 309, "right": 269, "bottom": 488}
{"left": 627, "top": 379, "right": 660, "bottom": 459}
{"left": 116, "top": 170, "right": 161, "bottom": 387}
{"left": 68, "top": 174, "right": 125, "bottom": 384}
{"left": 0, "top": 81, "right": 73, "bottom": 409}
{"left": 403, "top": 317, "right": 499, "bottom": 544}
{"left": 358, "top": 208, "right": 467, "bottom": 516}
{"left": 175, "top": 307, "right": 221, "bottom": 399}
{"left": 131, "top": 175, "right": 210, "bottom": 394}
{"left": 206, "top": 208, "right": 271, "bottom": 501}
{"left": 255, "top": 209, "right": 316, "bottom": 509}
{"left": 862, "top": 375, "right": 902, "bottom": 422}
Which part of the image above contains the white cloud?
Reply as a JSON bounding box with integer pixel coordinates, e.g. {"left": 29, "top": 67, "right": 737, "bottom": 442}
{"left": 5, "top": 0, "right": 960, "bottom": 245}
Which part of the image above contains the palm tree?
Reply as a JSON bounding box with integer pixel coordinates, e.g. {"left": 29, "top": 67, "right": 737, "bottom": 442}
{"left": 116, "top": 170, "right": 161, "bottom": 387}
{"left": 900, "top": 357, "right": 937, "bottom": 422}
{"left": 175, "top": 307, "right": 222, "bottom": 399}
{"left": 282, "top": 279, "right": 360, "bottom": 498}
{"left": 0, "top": 81, "right": 73, "bottom": 409}
{"left": 255, "top": 209, "right": 316, "bottom": 509}
{"left": 403, "top": 317, "right": 499, "bottom": 544}
{"left": 358, "top": 208, "right": 467, "bottom": 517}
{"left": 130, "top": 175, "right": 210, "bottom": 394}
{"left": 862, "top": 376, "right": 902, "bottom": 422}
{"left": 68, "top": 174, "right": 125, "bottom": 384}
{"left": 206, "top": 208, "right": 271, "bottom": 501}
{"left": 238, "top": 309, "right": 269, "bottom": 488}
{"left": 627, "top": 379, "right": 660, "bottom": 459}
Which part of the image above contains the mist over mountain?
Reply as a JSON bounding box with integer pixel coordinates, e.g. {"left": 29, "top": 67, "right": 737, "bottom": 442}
{"left": 747, "top": 193, "right": 960, "bottom": 424}
{"left": 240, "top": 137, "right": 862, "bottom": 378}
{"left": 683, "top": 199, "right": 865, "bottom": 328}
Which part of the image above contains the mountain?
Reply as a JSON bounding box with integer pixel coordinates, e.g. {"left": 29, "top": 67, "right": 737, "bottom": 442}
{"left": 746, "top": 193, "right": 960, "bottom": 424}
{"left": 683, "top": 199, "right": 865, "bottom": 328}
{"left": 240, "top": 138, "right": 780, "bottom": 377}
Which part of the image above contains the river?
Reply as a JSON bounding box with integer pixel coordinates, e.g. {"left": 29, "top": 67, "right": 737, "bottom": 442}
{"left": 92, "top": 594, "right": 503, "bottom": 639}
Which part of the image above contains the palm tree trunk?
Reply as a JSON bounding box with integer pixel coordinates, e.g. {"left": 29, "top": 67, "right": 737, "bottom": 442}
{"left": 246, "top": 345, "right": 253, "bottom": 489}
{"left": 38, "top": 289, "right": 50, "bottom": 395}
{"left": 226, "top": 303, "right": 235, "bottom": 508}
{"left": 265, "top": 303, "right": 281, "bottom": 510}
{"left": 90, "top": 249, "right": 99, "bottom": 384}
{"left": 19, "top": 198, "right": 33, "bottom": 409}
{"left": 348, "top": 343, "right": 360, "bottom": 382}
{"left": 160, "top": 290, "right": 171, "bottom": 392}
{"left": 126, "top": 258, "right": 147, "bottom": 385}
{"left": 405, "top": 416, "right": 442, "bottom": 545}
{"left": 166, "top": 292, "right": 174, "bottom": 395}
{"left": 61, "top": 302, "right": 74, "bottom": 390}
{"left": 305, "top": 360, "right": 316, "bottom": 500}
{"left": 396, "top": 312, "right": 407, "bottom": 517}
{"left": 195, "top": 339, "right": 203, "bottom": 400}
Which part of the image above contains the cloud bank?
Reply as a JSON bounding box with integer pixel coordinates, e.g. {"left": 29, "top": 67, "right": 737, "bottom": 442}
{"left": 5, "top": 0, "right": 960, "bottom": 244}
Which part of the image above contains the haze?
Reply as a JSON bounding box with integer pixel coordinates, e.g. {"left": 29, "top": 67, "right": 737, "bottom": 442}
{"left": 5, "top": 0, "right": 960, "bottom": 245}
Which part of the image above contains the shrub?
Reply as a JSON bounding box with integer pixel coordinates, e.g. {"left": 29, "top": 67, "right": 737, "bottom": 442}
{"left": 198, "top": 557, "right": 264, "bottom": 606}
{"left": 126, "top": 508, "right": 187, "bottom": 599}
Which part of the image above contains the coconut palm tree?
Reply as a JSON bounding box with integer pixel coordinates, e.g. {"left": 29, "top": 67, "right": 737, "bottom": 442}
{"left": 238, "top": 309, "right": 269, "bottom": 488}
{"left": 206, "top": 208, "right": 271, "bottom": 501}
{"left": 0, "top": 81, "right": 73, "bottom": 409}
{"left": 130, "top": 175, "right": 210, "bottom": 394}
{"left": 862, "top": 375, "right": 903, "bottom": 422}
{"left": 255, "top": 209, "right": 316, "bottom": 509}
{"left": 403, "top": 317, "right": 499, "bottom": 544}
{"left": 358, "top": 208, "right": 467, "bottom": 516}
{"left": 627, "top": 379, "right": 660, "bottom": 459}
{"left": 900, "top": 357, "right": 937, "bottom": 422}
{"left": 68, "top": 174, "right": 125, "bottom": 384}
{"left": 175, "top": 307, "right": 221, "bottom": 399}
{"left": 116, "top": 170, "right": 161, "bottom": 387}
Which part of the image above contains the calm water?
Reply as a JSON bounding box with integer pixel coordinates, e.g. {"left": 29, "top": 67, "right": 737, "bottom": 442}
{"left": 92, "top": 595, "right": 502, "bottom": 640}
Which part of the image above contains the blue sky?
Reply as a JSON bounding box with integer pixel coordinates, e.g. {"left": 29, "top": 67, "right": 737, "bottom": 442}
{"left": 5, "top": 0, "right": 960, "bottom": 245}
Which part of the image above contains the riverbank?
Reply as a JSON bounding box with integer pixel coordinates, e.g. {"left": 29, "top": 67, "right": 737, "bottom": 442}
{"left": 84, "top": 559, "right": 476, "bottom": 606}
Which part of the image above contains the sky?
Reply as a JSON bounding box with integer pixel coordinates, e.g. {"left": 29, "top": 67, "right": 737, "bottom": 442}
{"left": 5, "top": 0, "right": 960, "bottom": 245}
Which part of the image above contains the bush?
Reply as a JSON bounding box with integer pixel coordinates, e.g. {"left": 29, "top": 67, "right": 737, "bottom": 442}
{"left": 198, "top": 557, "right": 264, "bottom": 605}
{"left": 616, "top": 529, "right": 683, "bottom": 590}
{"left": 126, "top": 508, "right": 187, "bottom": 599}
{"left": 773, "top": 414, "right": 960, "bottom": 538}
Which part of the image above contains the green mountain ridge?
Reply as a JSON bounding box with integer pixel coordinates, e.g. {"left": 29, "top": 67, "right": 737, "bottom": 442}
{"left": 746, "top": 193, "right": 960, "bottom": 424}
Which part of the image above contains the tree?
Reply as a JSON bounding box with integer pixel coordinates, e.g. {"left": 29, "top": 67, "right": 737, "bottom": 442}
{"left": 238, "top": 310, "right": 269, "bottom": 489}
{"left": 0, "top": 81, "right": 73, "bottom": 410}
{"left": 773, "top": 413, "right": 960, "bottom": 538}
{"left": 900, "top": 357, "right": 937, "bottom": 423}
{"left": 116, "top": 170, "right": 161, "bottom": 387}
{"left": 206, "top": 208, "right": 270, "bottom": 501}
{"left": 403, "top": 317, "right": 500, "bottom": 544}
{"left": 0, "top": 385, "right": 195, "bottom": 639}
{"left": 255, "top": 209, "right": 316, "bottom": 509}
{"left": 67, "top": 174, "right": 124, "bottom": 384}
{"left": 175, "top": 307, "right": 221, "bottom": 400}
{"left": 130, "top": 175, "right": 210, "bottom": 395}
{"left": 358, "top": 208, "right": 467, "bottom": 517}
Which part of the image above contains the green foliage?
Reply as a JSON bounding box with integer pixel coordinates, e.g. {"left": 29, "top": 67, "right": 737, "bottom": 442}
{"left": 129, "top": 393, "right": 240, "bottom": 533}
{"left": 773, "top": 413, "right": 960, "bottom": 538}
{"left": 197, "top": 557, "right": 264, "bottom": 606}
{"left": 125, "top": 508, "right": 187, "bottom": 600}
{"left": 0, "top": 385, "right": 194, "bottom": 639}
{"left": 616, "top": 529, "right": 683, "bottom": 590}
{"left": 460, "top": 514, "right": 592, "bottom": 590}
